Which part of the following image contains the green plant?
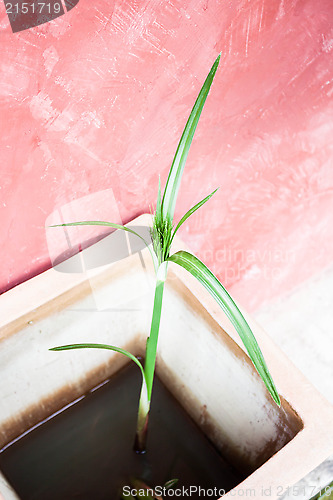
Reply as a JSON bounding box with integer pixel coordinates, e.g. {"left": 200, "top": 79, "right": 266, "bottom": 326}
{"left": 50, "top": 55, "right": 280, "bottom": 454}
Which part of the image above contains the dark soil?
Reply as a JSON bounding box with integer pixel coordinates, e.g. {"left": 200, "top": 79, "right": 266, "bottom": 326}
{"left": 0, "top": 364, "right": 243, "bottom": 499}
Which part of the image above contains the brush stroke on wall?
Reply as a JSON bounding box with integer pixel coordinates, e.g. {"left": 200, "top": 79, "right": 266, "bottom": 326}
{"left": 1, "top": 0, "right": 333, "bottom": 311}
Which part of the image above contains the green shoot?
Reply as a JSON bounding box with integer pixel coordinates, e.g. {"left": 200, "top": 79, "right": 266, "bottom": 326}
{"left": 169, "top": 188, "right": 218, "bottom": 246}
{"left": 135, "top": 266, "right": 166, "bottom": 451}
{"left": 51, "top": 54, "right": 280, "bottom": 461}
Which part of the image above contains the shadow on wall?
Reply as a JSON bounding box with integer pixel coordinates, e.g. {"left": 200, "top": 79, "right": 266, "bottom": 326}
{"left": 45, "top": 189, "right": 153, "bottom": 310}
{"left": 2, "top": 0, "right": 333, "bottom": 312}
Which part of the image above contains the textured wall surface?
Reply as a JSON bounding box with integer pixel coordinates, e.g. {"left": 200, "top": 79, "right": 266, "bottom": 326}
{"left": 1, "top": 0, "right": 333, "bottom": 311}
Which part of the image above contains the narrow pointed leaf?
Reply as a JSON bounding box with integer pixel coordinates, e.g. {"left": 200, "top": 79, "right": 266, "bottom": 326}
{"left": 49, "top": 343, "right": 146, "bottom": 384}
{"left": 161, "top": 54, "right": 220, "bottom": 222}
{"left": 144, "top": 277, "right": 165, "bottom": 401}
{"left": 51, "top": 220, "right": 158, "bottom": 272}
{"left": 170, "top": 188, "right": 218, "bottom": 245}
{"left": 167, "top": 251, "right": 281, "bottom": 406}
{"left": 164, "top": 479, "right": 179, "bottom": 490}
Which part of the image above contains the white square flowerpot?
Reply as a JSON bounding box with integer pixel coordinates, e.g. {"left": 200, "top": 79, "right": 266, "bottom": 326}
{"left": 0, "top": 215, "right": 332, "bottom": 500}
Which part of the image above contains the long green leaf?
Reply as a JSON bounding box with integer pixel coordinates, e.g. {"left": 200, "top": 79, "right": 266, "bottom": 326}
{"left": 167, "top": 251, "right": 281, "bottom": 406}
{"left": 161, "top": 55, "right": 220, "bottom": 223}
{"left": 135, "top": 262, "right": 168, "bottom": 452}
{"left": 51, "top": 221, "right": 158, "bottom": 272}
{"left": 170, "top": 188, "right": 218, "bottom": 246}
{"left": 49, "top": 343, "right": 146, "bottom": 385}
{"left": 164, "top": 479, "right": 179, "bottom": 490}
{"left": 144, "top": 277, "right": 165, "bottom": 401}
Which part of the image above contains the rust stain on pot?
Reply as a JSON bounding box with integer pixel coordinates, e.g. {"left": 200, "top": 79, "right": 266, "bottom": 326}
{"left": 156, "top": 352, "right": 304, "bottom": 476}
{"left": 241, "top": 396, "right": 303, "bottom": 474}
{"left": 199, "top": 404, "right": 208, "bottom": 427}
{"left": 0, "top": 341, "right": 143, "bottom": 450}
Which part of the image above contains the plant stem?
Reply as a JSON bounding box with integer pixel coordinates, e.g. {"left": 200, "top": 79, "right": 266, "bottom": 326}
{"left": 144, "top": 279, "right": 165, "bottom": 398}
{"left": 135, "top": 275, "right": 165, "bottom": 453}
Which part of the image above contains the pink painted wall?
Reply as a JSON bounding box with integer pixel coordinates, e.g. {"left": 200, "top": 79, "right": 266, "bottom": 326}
{"left": 1, "top": 0, "right": 333, "bottom": 311}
